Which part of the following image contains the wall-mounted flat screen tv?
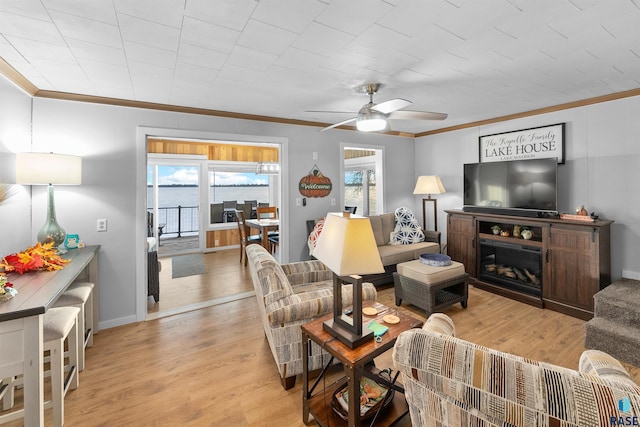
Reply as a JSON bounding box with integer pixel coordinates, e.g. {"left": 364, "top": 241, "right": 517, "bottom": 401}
{"left": 463, "top": 158, "right": 558, "bottom": 217}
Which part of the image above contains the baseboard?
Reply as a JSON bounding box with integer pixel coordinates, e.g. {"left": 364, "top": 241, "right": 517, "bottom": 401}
{"left": 622, "top": 269, "right": 640, "bottom": 281}
{"left": 98, "top": 314, "right": 138, "bottom": 331}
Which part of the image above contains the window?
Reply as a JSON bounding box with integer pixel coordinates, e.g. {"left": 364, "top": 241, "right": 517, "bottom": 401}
{"left": 208, "top": 163, "right": 277, "bottom": 225}
{"left": 342, "top": 147, "right": 384, "bottom": 216}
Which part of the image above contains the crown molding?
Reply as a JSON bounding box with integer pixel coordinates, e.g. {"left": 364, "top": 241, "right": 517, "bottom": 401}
{"left": 415, "top": 87, "right": 640, "bottom": 137}
{"left": 0, "top": 57, "right": 38, "bottom": 95}
{"left": 3, "top": 61, "right": 638, "bottom": 140}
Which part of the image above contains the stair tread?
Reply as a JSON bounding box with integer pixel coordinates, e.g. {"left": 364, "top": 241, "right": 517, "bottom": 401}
{"left": 586, "top": 317, "right": 640, "bottom": 339}
{"left": 594, "top": 279, "right": 640, "bottom": 308}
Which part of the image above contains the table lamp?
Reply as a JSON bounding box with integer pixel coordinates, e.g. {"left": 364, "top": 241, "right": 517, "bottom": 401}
{"left": 413, "top": 175, "right": 446, "bottom": 232}
{"left": 312, "top": 212, "right": 384, "bottom": 348}
{"left": 16, "top": 152, "right": 82, "bottom": 246}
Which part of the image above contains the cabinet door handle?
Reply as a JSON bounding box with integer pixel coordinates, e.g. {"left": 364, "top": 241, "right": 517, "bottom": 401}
{"left": 545, "top": 249, "right": 550, "bottom": 263}
{"left": 472, "top": 237, "right": 475, "bottom": 249}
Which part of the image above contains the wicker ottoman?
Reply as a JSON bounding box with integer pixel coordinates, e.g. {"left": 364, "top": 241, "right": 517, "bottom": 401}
{"left": 393, "top": 259, "right": 469, "bottom": 316}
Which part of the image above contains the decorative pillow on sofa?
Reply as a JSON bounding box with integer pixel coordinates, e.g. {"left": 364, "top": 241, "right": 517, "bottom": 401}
{"left": 390, "top": 207, "right": 424, "bottom": 245}
{"left": 307, "top": 218, "right": 325, "bottom": 256}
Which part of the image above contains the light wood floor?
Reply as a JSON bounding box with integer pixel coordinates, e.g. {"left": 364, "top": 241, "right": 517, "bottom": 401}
{"left": 146, "top": 248, "right": 255, "bottom": 318}
{"left": 3, "top": 274, "right": 639, "bottom": 426}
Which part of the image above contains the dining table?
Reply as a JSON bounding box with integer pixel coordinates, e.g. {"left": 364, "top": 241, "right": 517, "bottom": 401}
{"left": 245, "top": 218, "right": 279, "bottom": 249}
{"left": 0, "top": 245, "right": 99, "bottom": 426}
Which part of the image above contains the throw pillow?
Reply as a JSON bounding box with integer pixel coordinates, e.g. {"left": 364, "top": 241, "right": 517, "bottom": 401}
{"left": 307, "top": 218, "right": 325, "bottom": 256}
{"left": 390, "top": 207, "right": 424, "bottom": 245}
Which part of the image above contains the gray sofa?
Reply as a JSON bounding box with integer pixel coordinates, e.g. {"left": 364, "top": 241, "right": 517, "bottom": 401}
{"left": 309, "top": 212, "right": 440, "bottom": 286}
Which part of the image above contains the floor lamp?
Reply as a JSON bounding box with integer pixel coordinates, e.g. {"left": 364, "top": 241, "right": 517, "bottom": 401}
{"left": 16, "top": 152, "right": 82, "bottom": 246}
{"left": 413, "top": 175, "right": 446, "bottom": 232}
{"left": 312, "top": 212, "right": 384, "bottom": 348}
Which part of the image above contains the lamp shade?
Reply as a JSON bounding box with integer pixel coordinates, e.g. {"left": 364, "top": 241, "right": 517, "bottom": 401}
{"left": 313, "top": 213, "right": 384, "bottom": 276}
{"left": 413, "top": 175, "right": 445, "bottom": 195}
{"left": 16, "top": 152, "right": 82, "bottom": 185}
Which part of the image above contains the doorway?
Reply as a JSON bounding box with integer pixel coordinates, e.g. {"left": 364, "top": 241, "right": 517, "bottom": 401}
{"left": 147, "top": 161, "right": 201, "bottom": 256}
{"left": 140, "top": 131, "right": 288, "bottom": 322}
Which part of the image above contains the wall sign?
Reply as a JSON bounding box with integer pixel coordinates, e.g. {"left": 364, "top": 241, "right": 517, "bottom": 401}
{"left": 299, "top": 165, "right": 332, "bottom": 197}
{"left": 479, "top": 123, "right": 565, "bottom": 164}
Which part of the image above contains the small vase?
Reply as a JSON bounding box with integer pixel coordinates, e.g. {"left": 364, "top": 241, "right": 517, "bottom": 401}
{"left": 521, "top": 230, "right": 533, "bottom": 240}
{"left": 513, "top": 225, "right": 522, "bottom": 238}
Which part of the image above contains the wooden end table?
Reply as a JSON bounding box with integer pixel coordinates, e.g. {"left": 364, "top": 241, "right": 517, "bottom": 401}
{"left": 302, "top": 301, "right": 422, "bottom": 427}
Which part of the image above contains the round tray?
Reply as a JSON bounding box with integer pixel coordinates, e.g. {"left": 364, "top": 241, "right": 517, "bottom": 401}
{"left": 419, "top": 253, "right": 452, "bottom": 266}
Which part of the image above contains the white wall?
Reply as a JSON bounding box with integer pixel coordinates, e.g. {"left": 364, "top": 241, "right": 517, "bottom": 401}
{"left": 416, "top": 96, "right": 640, "bottom": 281}
{"left": 6, "top": 70, "right": 639, "bottom": 328}
{"left": 18, "top": 94, "right": 416, "bottom": 329}
{"left": 0, "top": 77, "right": 32, "bottom": 255}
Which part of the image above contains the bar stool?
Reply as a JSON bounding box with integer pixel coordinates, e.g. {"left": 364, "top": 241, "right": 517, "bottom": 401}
{"left": 45, "top": 306, "right": 80, "bottom": 427}
{"left": 52, "top": 281, "right": 95, "bottom": 371}
{"left": 0, "top": 306, "right": 80, "bottom": 427}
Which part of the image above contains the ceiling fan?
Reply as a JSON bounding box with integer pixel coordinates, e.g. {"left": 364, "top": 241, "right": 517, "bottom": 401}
{"left": 314, "top": 83, "right": 448, "bottom": 132}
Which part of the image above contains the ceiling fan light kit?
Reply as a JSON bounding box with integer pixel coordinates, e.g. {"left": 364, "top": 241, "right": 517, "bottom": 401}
{"left": 356, "top": 107, "right": 388, "bottom": 132}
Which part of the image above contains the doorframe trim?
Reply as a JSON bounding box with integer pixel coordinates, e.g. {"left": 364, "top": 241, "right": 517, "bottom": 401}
{"left": 136, "top": 126, "right": 289, "bottom": 322}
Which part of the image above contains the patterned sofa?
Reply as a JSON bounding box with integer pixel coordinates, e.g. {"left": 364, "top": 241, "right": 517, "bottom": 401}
{"left": 393, "top": 313, "right": 640, "bottom": 426}
{"left": 246, "top": 244, "right": 377, "bottom": 390}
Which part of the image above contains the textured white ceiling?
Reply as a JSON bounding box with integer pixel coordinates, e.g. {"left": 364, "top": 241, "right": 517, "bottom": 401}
{"left": 1, "top": 0, "right": 639, "bottom": 134}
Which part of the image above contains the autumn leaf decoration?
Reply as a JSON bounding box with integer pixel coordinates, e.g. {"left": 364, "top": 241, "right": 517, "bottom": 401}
{"left": 0, "top": 242, "right": 70, "bottom": 275}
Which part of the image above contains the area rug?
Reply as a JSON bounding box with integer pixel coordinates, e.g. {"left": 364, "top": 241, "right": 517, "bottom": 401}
{"left": 172, "top": 254, "right": 207, "bottom": 279}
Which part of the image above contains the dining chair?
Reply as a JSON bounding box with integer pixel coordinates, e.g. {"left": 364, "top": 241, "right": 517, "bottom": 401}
{"left": 256, "top": 206, "right": 279, "bottom": 252}
{"left": 234, "top": 209, "right": 262, "bottom": 266}
{"left": 256, "top": 206, "right": 277, "bottom": 219}
{"left": 239, "top": 203, "right": 253, "bottom": 223}
{"left": 210, "top": 203, "right": 224, "bottom": 224}
{"left": 244, "top": 200, "right": 258, "bottom": 219}
{"left": 223, "top": 200, "right": 237, "bottom": 223}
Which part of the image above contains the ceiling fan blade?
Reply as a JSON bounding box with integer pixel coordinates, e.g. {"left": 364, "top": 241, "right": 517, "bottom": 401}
{"left": 305, "top": 110, "right": 357, "bottom": 114}
{"left": 371, "top": 98, "right": 412, "bottom": 114}
{"left": 319, "top": 117, "right": 357, "bottom": 131}
{"left": 388, "top": 110, "right": 448, "bottom": 121}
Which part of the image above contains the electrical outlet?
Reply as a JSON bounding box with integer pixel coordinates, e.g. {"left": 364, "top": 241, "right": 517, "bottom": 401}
{"left": 296, "top": 198, "right": 302, "bottom": 206}
{"left": 214, "top": 239, "right": 219, "bottom": 246}
{"left": 97, "top": 218, "right": 107, "bottom": 232}
{"left": 331, "top": 198, "right": 336, "bottom": 206}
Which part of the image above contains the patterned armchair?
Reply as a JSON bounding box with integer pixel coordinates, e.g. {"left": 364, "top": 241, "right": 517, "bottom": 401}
{"left": 246, "top": 245, "right": 377, "bottom": 389}
{"left": 393, "top": 313, "right": 640, "bottom": 426}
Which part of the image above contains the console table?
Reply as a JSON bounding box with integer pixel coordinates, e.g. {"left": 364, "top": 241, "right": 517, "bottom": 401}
{"left": 302, "top": 301, "right": 422, "bottom": 427}
{"left": 0, "top": 245, "right": 99, "bottom": 426}
{"left": 446, "top": 210, "right": 612, "bottom": 320}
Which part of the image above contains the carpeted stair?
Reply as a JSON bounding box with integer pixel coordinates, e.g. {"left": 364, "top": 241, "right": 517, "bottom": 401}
{"left": 585, "top": 278, "right": 640, "bottom": 367}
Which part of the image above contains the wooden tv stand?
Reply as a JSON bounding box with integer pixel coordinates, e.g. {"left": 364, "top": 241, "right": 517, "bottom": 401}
{"left": 446, "top": 210, "right": 612, "bottom": 320}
